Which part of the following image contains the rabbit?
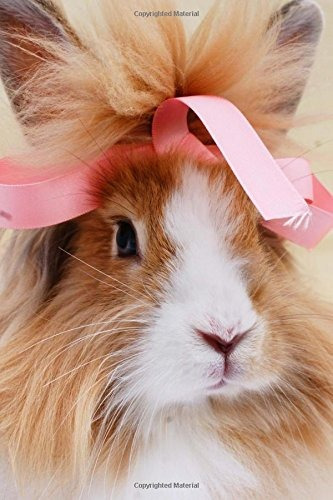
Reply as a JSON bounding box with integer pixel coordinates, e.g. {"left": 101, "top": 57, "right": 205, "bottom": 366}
{"left": 0, "top": 0, "right": 332, "bottom": 498}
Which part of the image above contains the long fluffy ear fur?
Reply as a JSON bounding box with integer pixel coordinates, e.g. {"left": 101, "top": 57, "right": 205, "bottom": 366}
{"left": 0, "top": 0, "right": 323, "bottom": 165}
{"left": 0, "top": 0, "right": 77, "bottom": 112}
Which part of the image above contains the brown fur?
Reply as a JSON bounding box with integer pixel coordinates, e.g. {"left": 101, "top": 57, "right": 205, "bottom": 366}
{"left": 1, "top": 153, "right": 332, "bottom": 496}
{"left": 1, "top": 0, "right": 317, "bottom": 165}
{"left": 0, "top": 0, "right": 332, "bottom": 497}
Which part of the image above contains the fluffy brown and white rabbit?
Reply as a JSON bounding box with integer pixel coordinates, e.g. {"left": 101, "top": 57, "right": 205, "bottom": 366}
{"left": 0, "top": 0, "right": 332, "bottom": 498}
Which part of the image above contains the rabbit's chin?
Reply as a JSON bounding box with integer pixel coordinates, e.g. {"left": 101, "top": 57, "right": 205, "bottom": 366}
{"left": 140, "top": 368, "right": 278, "bottom": 408}
{"left": 205, "top": 370, "right": 277, "bottom": 399}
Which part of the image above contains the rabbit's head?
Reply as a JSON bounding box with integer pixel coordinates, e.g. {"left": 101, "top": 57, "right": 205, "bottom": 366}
{"left": 0, "top": 0, "right": 331, "bottom": 491}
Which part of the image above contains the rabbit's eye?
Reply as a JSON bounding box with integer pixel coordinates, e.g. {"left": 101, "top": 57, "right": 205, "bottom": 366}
{"left": 116, "top": 221, "right": 137, "bottom": 257}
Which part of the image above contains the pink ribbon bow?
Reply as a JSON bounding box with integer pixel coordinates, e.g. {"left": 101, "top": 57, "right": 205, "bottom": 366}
{"left": 0, "top": 95, "right": 332, "bottom": 249}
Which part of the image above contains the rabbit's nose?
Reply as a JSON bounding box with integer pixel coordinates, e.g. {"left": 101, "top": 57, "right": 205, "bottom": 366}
{"left": 196, "top": 329, "right": 244, "bottom": 356}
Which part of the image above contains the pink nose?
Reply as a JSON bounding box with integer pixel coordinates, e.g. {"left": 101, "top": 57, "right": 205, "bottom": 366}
{"left": 197, "top": 330, "right": 244, "bottom": 356}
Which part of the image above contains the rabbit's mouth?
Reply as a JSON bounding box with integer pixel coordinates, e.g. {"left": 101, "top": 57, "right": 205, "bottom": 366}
{"left": 206, "top": 357, "right": 245, "bottom": 392}
{"left": 208, "top": 378, "right": 226, "bottom": 391}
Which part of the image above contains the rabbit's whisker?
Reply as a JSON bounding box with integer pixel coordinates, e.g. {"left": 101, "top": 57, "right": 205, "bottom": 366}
{"left": 59, "top": 247, "right": 158, "bottom": 304}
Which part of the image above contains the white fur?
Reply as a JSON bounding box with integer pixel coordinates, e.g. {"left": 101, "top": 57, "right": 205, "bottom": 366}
{"left": 92, "top": 409, "right": 256, "bottom": 499}
{"left": 135, "top": 166, "right": 268, "bottom": 409}
{"left": 0, "top": 456, "right": 18, "bottom": 500}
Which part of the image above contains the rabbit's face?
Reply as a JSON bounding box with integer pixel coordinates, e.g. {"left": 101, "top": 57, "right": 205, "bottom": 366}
{"left": 71, "top": 151, "right": 288, "bottom": 411}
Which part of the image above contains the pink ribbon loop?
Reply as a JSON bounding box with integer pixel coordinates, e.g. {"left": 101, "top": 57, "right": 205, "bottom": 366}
{"left": 0, "top": 95, "right": 332, "bottom": 249}
{"left": 152, "top": 96, "right": 333, "bottom": 249}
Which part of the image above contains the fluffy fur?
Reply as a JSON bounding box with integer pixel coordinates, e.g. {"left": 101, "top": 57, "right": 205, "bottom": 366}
{"left": 0, "top": 0, "right": 332, "bottom": 498}
{"left": 0, "top": 0, "right": 322, "bottom": 164}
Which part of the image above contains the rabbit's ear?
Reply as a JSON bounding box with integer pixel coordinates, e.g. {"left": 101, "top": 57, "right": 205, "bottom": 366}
{"left": 0, "top": 0, "right": 72, "bottom": 111}
{"left": 275, "top": 0, "right": 324, "bottom": 113}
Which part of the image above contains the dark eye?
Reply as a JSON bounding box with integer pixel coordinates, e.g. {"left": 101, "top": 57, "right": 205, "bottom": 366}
{"left": 116, "top": 221, "right": 137, "bottom": 257}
